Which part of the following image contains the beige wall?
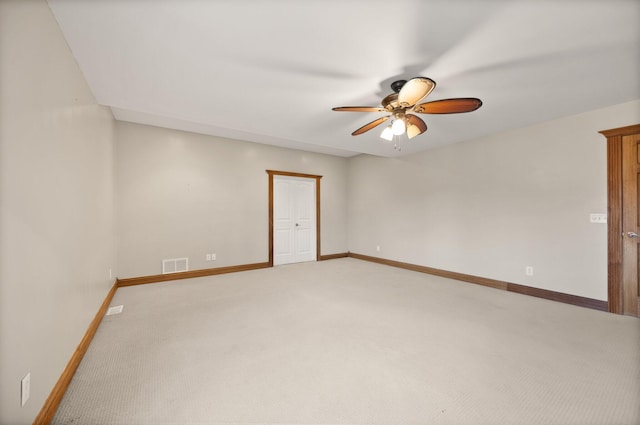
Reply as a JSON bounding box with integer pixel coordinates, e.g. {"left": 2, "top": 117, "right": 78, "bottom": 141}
{"left": 348, "top": 100, "right": 640, "bottom": 301}
{"left": 115, "top": 122, "right": 349, "bottom": 279}
{"left": 1, "top": 1, "right": 638, "bottom": 423}
{"left": 0, "top": 1, "right": 117, "bottom": 423}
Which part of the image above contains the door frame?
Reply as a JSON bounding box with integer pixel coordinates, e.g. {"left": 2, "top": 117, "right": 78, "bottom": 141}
{"left": 266, "top": 170, "right": 322, "bottom": 266}
{"left": 600, "top": 124, "right": 640, "bottom": 314}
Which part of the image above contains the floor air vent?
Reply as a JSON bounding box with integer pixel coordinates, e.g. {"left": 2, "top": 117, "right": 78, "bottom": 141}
{"left": 106, "top": 305, "right": 123, "bottom": 316}
{"left": 162, "top": 257, "right": 189, "bottom": 274}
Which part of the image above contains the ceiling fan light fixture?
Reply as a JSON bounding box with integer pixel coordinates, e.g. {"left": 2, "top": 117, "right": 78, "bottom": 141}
{"left": 406, "top": 123, "right": 421, "bottom": 139}
{"left": 392, "top": 118, "right": 406, "bottom": 135}
{"left": 380, "top": 125, "right": 394, "bottom": 141}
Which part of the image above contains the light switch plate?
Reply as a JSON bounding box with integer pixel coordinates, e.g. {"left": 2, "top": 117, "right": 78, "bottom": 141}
{"left": 590, "top": 213, "right": 607, "bottom": 224}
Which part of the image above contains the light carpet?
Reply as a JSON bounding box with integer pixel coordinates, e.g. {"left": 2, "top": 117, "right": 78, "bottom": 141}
{"left": 52, "top": 258, "right": 640, "bottom": 425}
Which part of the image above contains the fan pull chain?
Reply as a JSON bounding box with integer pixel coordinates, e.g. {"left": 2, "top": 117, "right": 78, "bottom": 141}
{"left": 393, "top": 134, "right": 401, "bottom": 151}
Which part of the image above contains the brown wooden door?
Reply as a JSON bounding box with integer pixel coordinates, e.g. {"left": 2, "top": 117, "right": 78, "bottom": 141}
{"left": 621, "top": 133, "right": 640, "bottom": 316}
{"left": 601, "top": 124, "right": 640, "bottom": 315}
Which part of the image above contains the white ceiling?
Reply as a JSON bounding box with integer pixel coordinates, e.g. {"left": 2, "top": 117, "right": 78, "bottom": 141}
{"left": 48, "top": 0, "right": 639, "bottom": 158}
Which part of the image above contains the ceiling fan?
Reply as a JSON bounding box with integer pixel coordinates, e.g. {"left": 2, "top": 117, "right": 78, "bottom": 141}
{"left": 332, "top": 77, "right": 482, "bottom": 141}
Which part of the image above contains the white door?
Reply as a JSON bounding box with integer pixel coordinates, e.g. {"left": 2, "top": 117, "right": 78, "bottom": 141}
{"left": 274, "top": 176, "right": 316, "bottom": 265}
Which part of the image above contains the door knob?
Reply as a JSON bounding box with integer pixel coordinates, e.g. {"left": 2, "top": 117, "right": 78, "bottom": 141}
{"left": 627, "top": 232, "right": 639, "bottom": 238}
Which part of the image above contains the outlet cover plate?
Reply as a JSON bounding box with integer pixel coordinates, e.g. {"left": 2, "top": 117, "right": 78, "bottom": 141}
{"left": 21, "top": 373, "right": 30, "bottom": 407}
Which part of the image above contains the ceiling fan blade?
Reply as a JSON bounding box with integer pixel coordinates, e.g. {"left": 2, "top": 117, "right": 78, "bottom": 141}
{"left": 414, "top": 98, "right": 483, "bottom": 114}
{"left": 332, "top": 106, "right": 386, "bottom": 112}
{"left": 398, "top": 77, "right": 436, "bottom": 108}
{"left": 405, "top": 114, "right": 427, "bottom": 139}
{"left": 352, "top": 116, "right": 390, "bottom": 136}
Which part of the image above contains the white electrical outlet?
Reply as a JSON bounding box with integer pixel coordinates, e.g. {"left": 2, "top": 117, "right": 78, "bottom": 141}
{"left": 109, "top": 268, "right": 112, "bottom": 279}
{"left": 21, "top": 373, "right": 30, "bottom": 407}
{"left": 206, "top": 254, "right": 211, "bottom": 261}
{"left": 589, "top": 213, "right": 607, "bottom": 224}
{"left": 211, "top": 253, "right": 216, "bottom": 261}
{"left": 376, "top": 246, "right": 380, "bottom": 252}
{"left": 525, "top": 266, "right": 534, "bottom": 276}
